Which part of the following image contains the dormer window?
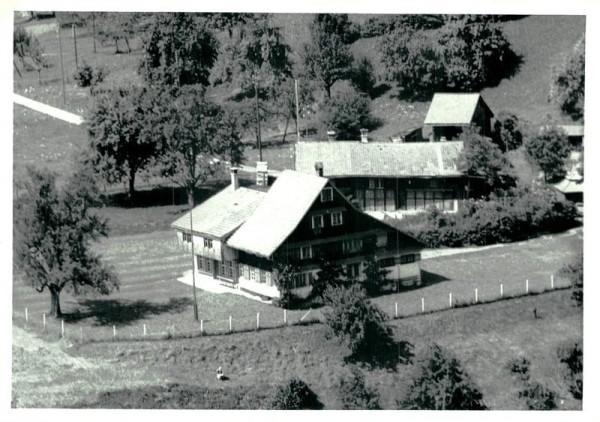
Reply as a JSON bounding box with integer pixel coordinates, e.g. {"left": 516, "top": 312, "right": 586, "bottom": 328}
{"left": 321, "top": 187, "right": 333, "bottom": 202}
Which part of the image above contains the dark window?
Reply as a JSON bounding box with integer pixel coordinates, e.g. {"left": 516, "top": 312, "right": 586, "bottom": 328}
{"left": 204, "top": 238, "right": 213, "bottom": 248}
{"left": 311, "top": 214, "right": 324, "bottom": 229}
{"left": 183, "top": 233, "right": 192, "bottom": 243}
{"left": 378, "top": 257, "right": 395, "bottom": 267}
{"left": 331, "top": 211, "right": 343, "bottom": 226}
{"left": 321, "top": 187, "right": 333, "bottom": 202}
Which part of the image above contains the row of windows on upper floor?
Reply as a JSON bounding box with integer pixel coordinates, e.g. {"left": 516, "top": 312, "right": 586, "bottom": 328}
{"left": 182, "top": 233, "right": 214, "bottom": 249}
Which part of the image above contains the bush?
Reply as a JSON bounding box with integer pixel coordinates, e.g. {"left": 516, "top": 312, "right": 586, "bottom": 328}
{"left": 397, "top": 185, "right": 579, "bottom": 248}
{"left": 558, "top": 253, "right": 583, "bottom": 307}
{"left": 362, "top": 256, "right": 390, "bottom": 297}
{"left": 271, "top": 378, "right": 321, "bottom": 410}
{"left": 322, "top": 284, "right": 396, "bottom": 366}
{"left": 350, "top": 57, "right": 377, "bottom": 98}
{"left": 519, "top": 382, "right": 557, "bottom": 410}
{"left": 336, "top": 367, "right": 381, "bottom": 409}
{"left": 525, "top": 122, "right": 571, "bottom": 183}
{"left": 74, "top": 63, "right": 107, "bottom": 88}
{"left": 557, "top": 341, "right": 583, "bottom": 400}
{"left": 361, "top": 15, "right": 445, "bottom": 38}
{"left": 320, "top": 86, "right": 374, "bottom": 140}
{"left": 549, "top": 37, "right": 584, "bottom": 120}
{"left": 492, "top": 112, "right": 526, "bottom": 152}
{"left": 272, "top": 263, "right": 301, "bottom": 309}
{"left": 401, "top": 344, "right": 487, "bottom": 410}
{"left": 507, "top": 357, "right": 531, "bottom": 383}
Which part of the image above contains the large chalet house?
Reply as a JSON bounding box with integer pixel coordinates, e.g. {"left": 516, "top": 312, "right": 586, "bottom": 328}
{"left": 295, "top": 141, "right": 482, "bottom": 216}
{"left": 172, "top": 169, "right": 425, "bottom": 300}
{"left": 422, "top": 92, "right": 494, "bottom": 141}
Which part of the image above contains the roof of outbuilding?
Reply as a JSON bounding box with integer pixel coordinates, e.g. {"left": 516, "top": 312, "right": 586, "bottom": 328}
{"left": 227, "top": 170, "right": 329, "bottom": 258}
{"left": 171, "top": 186, "right": 266, "bottom": 239}
{"left": 424, "top": 93, "right": 492, "bottom": 126}
{"left": 295, "top": 141, "right": 464, "bottom": 178}
{"left": 558, "top": 125, "right": 584, "bottom": 137}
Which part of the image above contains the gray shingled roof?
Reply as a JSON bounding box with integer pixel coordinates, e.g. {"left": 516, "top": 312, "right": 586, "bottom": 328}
{"left": 171, "top": 186, "right": 266, "bottom": 239}
{"left": 424, "top": 93, "right": 487, "bottom": 125}
{"left": 227, "top": 170, "right": 329, "bottom": 258}
{"left": 295, "top": 141, "right": 464, "bottom": 178}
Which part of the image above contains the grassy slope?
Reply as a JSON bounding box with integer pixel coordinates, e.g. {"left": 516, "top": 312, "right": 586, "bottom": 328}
{"left": 36, "top": 289, "right": 581, "bottom": 409}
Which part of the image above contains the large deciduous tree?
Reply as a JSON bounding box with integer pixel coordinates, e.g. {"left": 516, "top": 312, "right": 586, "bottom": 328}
{"left": 95, "top": 12, "right": 146, "bottom": 54}
{"left": 13, "top": 167, "right": 118, "bottom": 318}
{"left": 13, "top": 26, "right": 47, "bottom": 72}
{"left": 140, "top": 13, "right": 219, "bottom": 87}
{"left": 320, "top": 86, "right": 374, "bottom": 140}
{"left": 302, "top": 14, "right": 355, "bottom": 98}
{"left": 458, "top": 127, "right": 517, "bottom": 192}
{"left": 379, "top": 16, "right": 518, "bottom": 99}
{"left": 87, "top": 86, "right": 159, "bottom": 200}
{"left": 156, "top": 86, "right": 225, "bottom": 206}
{"left": 549, "top": 37, "right": 585, "bottom": 121}
{"left": 525, "top": 123, "right": 570, "bottom": 183}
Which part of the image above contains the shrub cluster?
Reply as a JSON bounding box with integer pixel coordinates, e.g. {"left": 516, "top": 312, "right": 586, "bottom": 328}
{"left": 74, "top": 63, "right": 107, "bottom": 89}
{"left": 401, "top": 344, "right": 487, "bottom": 410}
{"left": 271, "top": 378, "right": 321, "bottom": 410}
{"left": 396, "top": 186, "right": 579, "bottom": 248}
{"left": 558, "top": 253, "right": 583, "bottom": 307}
{"left": 557, "top": 341, "right": 583, "bottom": 400}
{"left": 506, "top": 356, "right": 558, "bottom": 410}
{"left": 336, "top": 367, "right": 381, "bottom": 409}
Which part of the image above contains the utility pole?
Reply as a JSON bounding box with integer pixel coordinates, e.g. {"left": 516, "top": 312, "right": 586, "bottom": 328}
{"left": 295, "top": 78, "right": 301, "bottom": 141}
{"left": 189, "top": 209, "right": 199, "bottom": 321}
{"left": 57, "top": 26, "right": 66, "bottom": 105}
{"left": 92, "top": 12, "right": 97, "bottom": 54}
{"left": 72, "top": 14, "right": 78, "bottom": 69}
{"left": 254, "top": 76, "right": 262, "bottom": 161}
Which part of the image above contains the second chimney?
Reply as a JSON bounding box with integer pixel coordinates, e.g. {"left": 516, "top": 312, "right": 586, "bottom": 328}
{"left": 315, "top": 161, "right": 324, "bottom": 177}
{"left": 327, "top": 130, "right": 336, "bottom": 142}
{"left": 230, "top": 167, "right": 239, "bottom": 191}
{"left": 360, "top": 128, "right": 369, "bottom": 143}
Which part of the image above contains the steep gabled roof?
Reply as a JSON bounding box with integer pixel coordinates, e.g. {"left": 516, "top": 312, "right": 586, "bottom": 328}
{"left": 295, "top": 141, "right": 464, "bottom": 178}
{"left": 424, "top": 93, "right": 491, "bottom": 126}
{"left": 171, "top": 187, "right": 266, "bottom": 239}
{"left": 227, "top": 170, "right": 329, "bottom": 258}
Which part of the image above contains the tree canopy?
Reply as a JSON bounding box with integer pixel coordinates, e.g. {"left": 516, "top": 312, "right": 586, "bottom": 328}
{"left": 13, "top": 167, "right": 118, "bottom": 317}
{"left": 13, "top": 26, "right": 47, "bottom": 72}
{"left": 95, "top": 12, "right": 147, "bottom": 54}
{"left": 525, "top": 123, "right": 570, "bottom": 183}
{"left": 458, "top": 127, "right": 517, "bottom": 192}
{"left": 302, "top": 14, "right": 355, "bottom": 98}
{"left": 140, "top": 13, "right": 219, "bottom": 87}
{"left": 549, "top": 37, "right": 585, "bottom": 121}
{"left": 379, "top": 16, "right": 519, "bottom": 99}
{"left": 320, "top": 86, "right": 374, "bottom": 140}
{"left": 154, "top": 86, "right": 225, "bottom": 206}
{"left": 86, "top": 85, "right": 160, "bottom": 200}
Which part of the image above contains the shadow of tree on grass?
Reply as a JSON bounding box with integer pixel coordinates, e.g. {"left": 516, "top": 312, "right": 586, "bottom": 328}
{"left": 63, "top": 297, "right": 193, "bottom": 326}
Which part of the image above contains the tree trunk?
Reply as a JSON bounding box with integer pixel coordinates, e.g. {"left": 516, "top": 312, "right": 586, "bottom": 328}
{"left": 128, "top": 167, "right": 136, "bottom": 201}
{"left": 125, "top": 38, "right": 131, "bottom": 54}
{"left": 325, "top": 84, "right": 332, "bottom": 99}
{"left": 115, "top": 38, "right": 120, "bottom": 54}
{"left": 282, "top": 114, "right": 290, "bottom": 144}
{"left": 50, "top": 287, "right": 62, "bottom": 318}
{"left": 187, "top": 187, "right": 195, "bottom": 207}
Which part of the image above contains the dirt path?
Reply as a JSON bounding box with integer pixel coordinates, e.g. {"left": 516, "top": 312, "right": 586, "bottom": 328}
{"left": 14, "top": 93, "right": 84, "bottom": 125}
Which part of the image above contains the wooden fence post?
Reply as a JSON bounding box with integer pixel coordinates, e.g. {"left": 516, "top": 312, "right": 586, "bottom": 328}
{"left": 284, "top": 309, "right": 287, "bottom": 325}
{"left": 475, "top": 288, "right": 478, "bottom": 304}
{"left": 113, "top": 325, "right": 116, "bottom": 340}
{"left": 500, "top": 283, "right": 503, "bottom": 298}
{"left": 395, "top": 302, "right": 398, "bottom": 318}
{"left": 25, "top": 308, "right": 28, "bottom": 323}
{"left": 61, "top": 320, "right": 64, "bottom": 338}
{"left": 200, "top": 320, "right": 203, "bottom": 334}
{"left": 43, "top": 313, "right": 46, "bottom": 329}
{"left": 449, "top": 293, "right": 452, "bottom": 308}
{"left": 551, "top": 274, "right": 554, "bottom": 290}
{"left": 257, "top": 313, "right": 260, "bottom": 330}
{"left": 421, "top": 297, "right": 425, "bottom": 313}
{"left": 229, "top": 316, "right": 232, "bottom": 333}
{"left": 526, "top": 279, "right": 529, "bottom": 294}
{"left": 143, "top": 324, "right": 147, "bottom": 336}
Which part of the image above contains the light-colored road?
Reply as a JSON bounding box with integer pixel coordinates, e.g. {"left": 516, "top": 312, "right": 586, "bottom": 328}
{"left": 14, "top": 93, "right": 84, "bottom": 125}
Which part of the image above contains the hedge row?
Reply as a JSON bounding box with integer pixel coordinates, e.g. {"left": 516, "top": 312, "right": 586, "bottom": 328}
{"left": 394, "top": 186, "right": 579, "bottom": 248}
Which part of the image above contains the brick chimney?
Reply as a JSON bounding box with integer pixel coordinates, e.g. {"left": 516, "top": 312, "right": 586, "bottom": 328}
{"left": 256, "top": 161, "right": 268, "bottom": 186}
{"left": 327, "top": 130, "right": 336, "bottom": 142}
{"left": 360, "top": 128, "right": 369, "bottom": 143}
{"left": 230, "top": 167, "right": 239, "bottom": 191}
{"left": 314, "top": 161, "right": 324, "bottom": 177}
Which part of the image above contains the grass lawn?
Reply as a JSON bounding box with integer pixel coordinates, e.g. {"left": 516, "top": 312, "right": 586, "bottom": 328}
{"left": 12, "top": 289, "right": 581, "bottom": 409}
{"left": 13, "top": 224, "right": 582, "bottom": 342}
